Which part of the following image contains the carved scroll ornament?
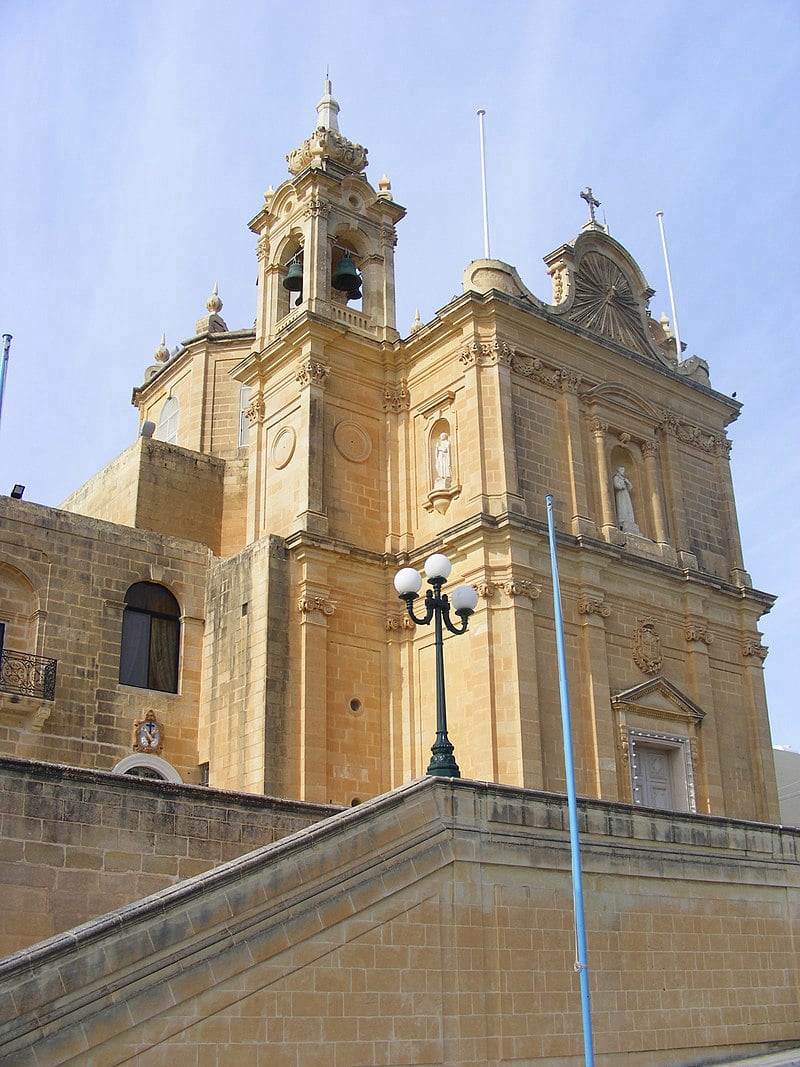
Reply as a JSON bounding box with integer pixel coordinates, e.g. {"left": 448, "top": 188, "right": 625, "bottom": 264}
{"left": 298, "top": 596, "right": 335, "bottom": 617}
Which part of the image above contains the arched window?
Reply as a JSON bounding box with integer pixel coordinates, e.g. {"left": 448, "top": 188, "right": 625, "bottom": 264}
{"left": 119, "top": 582, "right": 180, "bottom": 693}
{"left": 157, "top": 396, "right": 179, "bottom": 444}
{"left": 112, "top": 754, "right": 183, "bottom": 783}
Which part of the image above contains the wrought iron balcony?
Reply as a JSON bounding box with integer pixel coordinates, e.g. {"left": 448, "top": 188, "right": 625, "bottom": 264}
{"left": 0, "top": 648, "right": 57, "bottom": 701}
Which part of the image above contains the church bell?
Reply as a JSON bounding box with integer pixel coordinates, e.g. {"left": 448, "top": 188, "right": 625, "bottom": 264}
{"left": 331, "top": 252, "right": 361, "bottom": 297}
{"left": 282, "top": 260, "right": 304, "bottom": 292}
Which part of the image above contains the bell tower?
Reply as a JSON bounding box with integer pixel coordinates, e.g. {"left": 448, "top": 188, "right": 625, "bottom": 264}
{"left": 248, "top": 80, "right": 406, "bottom": 345}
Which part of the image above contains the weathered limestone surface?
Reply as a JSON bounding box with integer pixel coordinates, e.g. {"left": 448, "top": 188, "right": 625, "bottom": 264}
{"left": 0, "top": 756, "right": 339, "bottom": 956}
{"left": 0, "top": 777, "right": 797, "bottom": 1066}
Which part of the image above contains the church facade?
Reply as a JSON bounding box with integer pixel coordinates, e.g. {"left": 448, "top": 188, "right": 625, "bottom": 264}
{"left": 0, "top": 82, "right": 797, "bottom": 1066}
{"left": 0, "top": 82, "right": 778, "bottom": 821}
{"left": 0, "top": 83, "right": 781, "bottom": 819}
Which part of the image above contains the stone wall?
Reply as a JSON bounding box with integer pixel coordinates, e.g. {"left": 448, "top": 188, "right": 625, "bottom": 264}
{"left": 0, "top": 777, "right": 797, "bottom": 1065}
{"left": 0, "top": 756, "right": 339, "bottom": 956}
{"left": 0, "top": 498, "right": 210, "bottom": 781}
{"left": 61, "top": 437, "right": 226, "bottom": 555}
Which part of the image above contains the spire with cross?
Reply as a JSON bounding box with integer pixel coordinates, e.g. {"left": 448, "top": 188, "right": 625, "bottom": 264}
{"left": 580, "top": 187, "right": 601, "bottom": 225}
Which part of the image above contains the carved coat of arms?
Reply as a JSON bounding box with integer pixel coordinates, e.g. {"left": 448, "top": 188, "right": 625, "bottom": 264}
{"left": 633, "top": 618, "right": 662, "bottom": 675}
{"left": 132, "top": 710, "right": 164, "bottom": 754}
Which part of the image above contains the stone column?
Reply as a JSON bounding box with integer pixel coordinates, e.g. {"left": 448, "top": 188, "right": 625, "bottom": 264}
{"left": 589, "top": 417, "right": 617, "bottom": 537}
{"left": 641, "top": 439, "right": 669, "bottom": 544}
{"left": 560, "top": 380, "right": 595, "bottom": 537}
{"left": 377, "top": 223, "right": 400, "bottom": 340}
{"left": 303, "top": 197, "right": 330, "bottom": 316}
{"left": 254, "top": 233, "right": 270, "bottom": 347}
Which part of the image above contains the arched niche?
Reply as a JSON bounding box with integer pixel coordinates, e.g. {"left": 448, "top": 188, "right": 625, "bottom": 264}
{"left": 609, "top": 444, "right": 644, "bottom": 538}
{"left": 275, "top": 230, "right": 305, "bottom": 320}
{"left": 0, "top": 563, "right": 40, "bottom": 654}
{"left": 430, "top": 417, "right": 453, "bottom": 490}
{"left": 330, "top": 225, "right": 370, "bottom": 312}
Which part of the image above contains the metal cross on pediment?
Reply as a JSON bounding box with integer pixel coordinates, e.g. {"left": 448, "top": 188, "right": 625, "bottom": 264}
{"left": 580, "top": 187, "right": 601, "bottom": 224}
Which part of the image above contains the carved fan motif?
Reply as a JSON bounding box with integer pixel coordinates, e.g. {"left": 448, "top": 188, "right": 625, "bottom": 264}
{"left": 569, "top": 252, "right": 651, "bottom": 356}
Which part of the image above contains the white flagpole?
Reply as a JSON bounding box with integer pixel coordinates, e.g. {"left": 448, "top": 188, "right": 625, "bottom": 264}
{"left": 477, "top": 109, "right": 491, "bottom": 259}
{"left": 656, "top": 211, "right": 683, "bottom": 362}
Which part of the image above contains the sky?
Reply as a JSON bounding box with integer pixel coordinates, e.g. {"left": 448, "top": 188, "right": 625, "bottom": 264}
{"left": 1, "top": 1, "right": 798, "bottom": 752}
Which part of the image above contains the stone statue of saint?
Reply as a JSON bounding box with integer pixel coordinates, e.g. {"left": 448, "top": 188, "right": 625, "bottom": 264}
{"left": 613, "top": 466, "right": 639, "bottom": 534}
{"left": 435, "top": 432, "right": 451, "bottom": 487}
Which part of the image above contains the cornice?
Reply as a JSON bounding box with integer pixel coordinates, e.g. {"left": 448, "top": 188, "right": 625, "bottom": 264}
{"left": 424, "top": 287, "right": 741, "bottom": 421}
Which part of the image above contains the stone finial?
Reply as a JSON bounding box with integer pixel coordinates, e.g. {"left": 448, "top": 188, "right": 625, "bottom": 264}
{"left": 286, "top": 79, "right": 367, "bottom": 176}
{"left": 206, "top": 283, "right": 223, "bottom": 315}
{"left": 154, "top": 333, "right": 170, "bottom": 363}
{"left": 263, "top": 184, "right": 275, "bottom": 204}
{"left": 659, "top": 312, "right": 673, "bottom": 337}
{"left": 316, "top": 77, "right": 341, "bottom": 132}
{"left": 195, "top": 285, "right": 228, "bottom": 335}
{"left": 410, "top": 309, "right": 423, "bottom": 334}
{"left": 378, "top": 173, "right": 393, "bottom": 200}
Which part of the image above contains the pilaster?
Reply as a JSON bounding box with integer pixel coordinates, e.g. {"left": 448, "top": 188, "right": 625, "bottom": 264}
{"left": 576, "top": 585, "right": 617, "bottom": 798}
{"left": 470, "top": 574, "right": 544, "bottom": 789}
{"left": 658, "top": 425, "right": 699, "bottom": 570}
{"left": 293, "top": 352, "right": 329, "bottom": 536}
{"left": 740, "top": 631, "right": 780, "bottom": 822}
{"left": 459, "top": 340, "right": 526, "bottom": 518}
{"left": 295, "top": 549, "right": 336, "bottom": 804}
{"left": 681, "top": 594, "right": 724, "bottom": 814}
{"left": 560, "top": 382, "right": 595, "bottom": 537}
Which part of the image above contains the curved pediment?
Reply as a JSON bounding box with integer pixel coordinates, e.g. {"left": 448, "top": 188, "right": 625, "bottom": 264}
{"left": 544, "top": 228, "right": 674, "bottom": 367}
{"left": 581, "top": 381, "right": 662, "bottom": 423}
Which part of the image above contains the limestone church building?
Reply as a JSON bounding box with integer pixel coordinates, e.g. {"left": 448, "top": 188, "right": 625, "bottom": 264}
{"left": 0, "top": 84, "right": 796, "bottom": 1065}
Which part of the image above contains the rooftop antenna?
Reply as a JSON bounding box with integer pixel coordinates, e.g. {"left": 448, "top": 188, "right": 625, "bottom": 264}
{"left": 656, "top": 211, "right": 683, "bottom": 362}
{"left": 477, "top": 109, "right": 491, "bottom": 258}
{"left": 0, "top": 334, "right": 12, "bottom": 433}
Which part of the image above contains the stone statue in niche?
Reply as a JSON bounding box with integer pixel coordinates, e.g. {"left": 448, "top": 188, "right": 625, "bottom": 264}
{"left": 613, "top": 467, "right": 641, "bottom": 535}
{"left": 434, "top": 432, "right": 452, "bottom": 489}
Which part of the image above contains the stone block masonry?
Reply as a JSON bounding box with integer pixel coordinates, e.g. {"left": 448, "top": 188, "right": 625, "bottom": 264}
{"left": 0, "top": 755, "right": 340, "bottom": 956}
{"left": 0, "top": 776, "right": 797, "bottom": 1065}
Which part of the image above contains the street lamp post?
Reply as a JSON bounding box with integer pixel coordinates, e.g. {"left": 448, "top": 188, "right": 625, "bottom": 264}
{"left": 394, "top": 553, "right": 478, "bottom": 778}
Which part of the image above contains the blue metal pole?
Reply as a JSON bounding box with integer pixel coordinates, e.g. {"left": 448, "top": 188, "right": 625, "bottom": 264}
{"left": 0, "top": 334, "right": 12, "bottom": 432}
{"left": 546, "top": 494, "right": 595, "bottom": 1065}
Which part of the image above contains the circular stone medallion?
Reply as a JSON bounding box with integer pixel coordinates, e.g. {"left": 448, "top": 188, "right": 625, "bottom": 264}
{"left": 333, "top": 420, "right": 372, "bottom": 463}
{"left": 271, "top": 426, "right": 296, "bottom": 469}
